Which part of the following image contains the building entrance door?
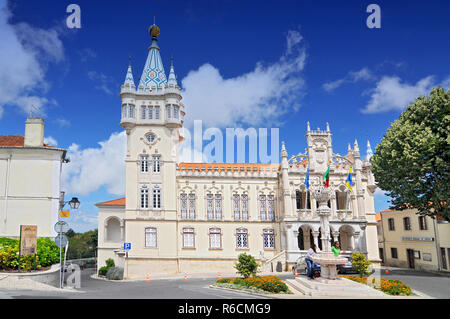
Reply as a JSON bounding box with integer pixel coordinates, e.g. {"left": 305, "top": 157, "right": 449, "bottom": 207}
{"left": 406, "top": 249, "right": 415, "bottom": 269}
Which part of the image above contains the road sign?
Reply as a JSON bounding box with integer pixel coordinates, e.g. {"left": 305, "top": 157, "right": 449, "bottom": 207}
{"left": 60, "top": 210, "right": 70, "bottom": 217}
{"left": 54, "top": 221, "right": 69, "bottom": 234}
{"left": 124, "top": 242, "right": 131, "bottom": 250}
{"left": 54, "top": 234, "right": 68, "bottom": 248}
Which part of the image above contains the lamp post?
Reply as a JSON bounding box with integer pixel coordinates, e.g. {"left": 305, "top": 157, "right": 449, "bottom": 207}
{"left": 58, "top": 193, "right": 80, "bottom": 289}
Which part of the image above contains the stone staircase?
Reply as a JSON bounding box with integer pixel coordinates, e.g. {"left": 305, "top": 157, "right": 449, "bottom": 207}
{"left": 286, "top": 276, "right": 386, "bottom": 297}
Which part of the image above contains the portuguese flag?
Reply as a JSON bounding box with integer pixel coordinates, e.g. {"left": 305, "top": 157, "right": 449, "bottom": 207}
{"left": 323, "top": 166, "right": 330, "bottom": 188}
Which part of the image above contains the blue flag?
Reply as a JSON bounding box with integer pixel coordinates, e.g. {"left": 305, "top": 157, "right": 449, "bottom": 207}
{"left": 304, "top": 168, "right": 310, "bottom": 189}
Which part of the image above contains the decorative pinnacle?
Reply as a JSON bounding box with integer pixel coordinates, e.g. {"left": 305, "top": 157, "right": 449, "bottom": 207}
{"left": 326, "top": 122, "right": 330, "bottom": 132}
{"left": 307, "top": 121, "right": 311, "bottom": 132}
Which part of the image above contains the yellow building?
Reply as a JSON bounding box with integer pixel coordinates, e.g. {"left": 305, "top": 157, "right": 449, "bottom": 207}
{"left": 96, "top": 23, "right": 381, "bottom": 278}
{"left": 378, "top": 208, "right": 450, "bottom": 272}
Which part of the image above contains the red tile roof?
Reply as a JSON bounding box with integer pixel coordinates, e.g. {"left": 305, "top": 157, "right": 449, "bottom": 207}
{"left": 96, "top": 197, "right": 126, "bottom": 206}
{"left": 0, "top": 135, "right": 55, "bottom": 148}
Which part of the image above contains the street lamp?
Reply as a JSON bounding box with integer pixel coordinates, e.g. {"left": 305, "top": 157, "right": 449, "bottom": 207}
{"left": 68, "top": 197, "right": 80, "bottom": 209}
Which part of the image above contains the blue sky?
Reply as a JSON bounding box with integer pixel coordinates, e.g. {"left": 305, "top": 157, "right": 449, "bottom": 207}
{"left": 1, "top": 0, "right": 449, "bottom": 232}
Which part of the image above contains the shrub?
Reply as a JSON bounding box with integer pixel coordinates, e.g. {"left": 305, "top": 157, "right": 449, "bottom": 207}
{"left": 341, "top": 276, "right": 412, "bottom": 296}
{"left": 0, "top": 237, "right": 60, "bottom": 271}
{"left": 106, "top": 267, "right": 123, "bottom": 280}
{"left": 351, "top": 253, "right": 372, "bottom": 277}
{"left": 105, "top": 258, "right": 115, "bottom": 268}
{"left": 216, "top": 275, "right": 289, "bottom": 293}
{"left": 98, "top": 266, "right": 109, "bottom": 276}
{"left": 234, "top": 253, "right": 259, "bottom": 279}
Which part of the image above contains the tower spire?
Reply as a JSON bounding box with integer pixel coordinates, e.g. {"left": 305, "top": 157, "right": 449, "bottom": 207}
{"left": 168, "top": 56, "right": 178, "bottom": 87}
{"left": 139, "top": 18, "right": 167, "bottom": 89}
{"left": 124, "top": 57, "right": 135, "bottom": 87}
{"left": 366, "top": 140, "right": 373, "bottom": 160}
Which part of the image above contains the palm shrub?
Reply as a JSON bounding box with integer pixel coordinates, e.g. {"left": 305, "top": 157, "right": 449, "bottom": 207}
{"left": 351, "top": 253, "right": 372, "bottom": 277}
{"left": 234, "top": 253, "right": 259, "bottom": 278}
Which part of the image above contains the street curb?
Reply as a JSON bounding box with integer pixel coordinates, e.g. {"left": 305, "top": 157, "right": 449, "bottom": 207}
{"left": 208, "top": 284, "right": 280, "bottom": 298}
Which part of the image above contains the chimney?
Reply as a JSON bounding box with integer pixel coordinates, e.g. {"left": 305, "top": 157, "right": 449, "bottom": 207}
{"left": 24, "top": 117, "right": 45, "bottom": 147}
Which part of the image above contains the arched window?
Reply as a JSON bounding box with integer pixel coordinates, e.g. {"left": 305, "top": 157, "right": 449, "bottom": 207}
{"left": 296, "top": 190, "right": 311, "bottom": 209}
{"left": 105, "top": 217, "right": 121, "bottom": 242}
{"left": 335, "top": 186, "right": 348, "bottom": 210}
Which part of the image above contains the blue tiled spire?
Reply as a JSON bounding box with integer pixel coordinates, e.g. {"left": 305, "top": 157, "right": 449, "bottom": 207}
{"left": 124, "top": 57, "right": 135, "bottom": 87}
{"left": 167, "top": 57, "right": 178, "bottom": 86}
{"left": 139, "top": 24, "right": 167, "bottom": 88}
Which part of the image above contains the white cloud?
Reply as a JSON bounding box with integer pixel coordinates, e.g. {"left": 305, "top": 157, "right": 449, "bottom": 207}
{"left": 66, "top": 210, "right": 98, "bottom": 233}
{"left": 61, "top": 131, "right": 126, "bottom": 196}
{"left": 181, "top": 28, "right": 306, "bottom": 128}
{"left": 54, "top": 118, "right": 71, "bottom": 127}
{"left": 323, "top": 67, "right": 374, "bottom": 92}
{"left": 362, "top": 76, "right": 435, "bottom": 113}
{"left": 0, "top": 1, "right": 64, "bottom": 118}
{"left": 44, "top": 136, "right": 58, "bottom": 146}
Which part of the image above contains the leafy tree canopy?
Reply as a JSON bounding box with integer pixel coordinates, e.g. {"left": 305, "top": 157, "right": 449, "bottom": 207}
{"left": 371, "top": 87, "right": 449, "bottom": 221}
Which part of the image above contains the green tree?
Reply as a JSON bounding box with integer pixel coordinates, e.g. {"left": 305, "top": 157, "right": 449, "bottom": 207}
{"left": 234, "top": 253, "right": 259, "bottom": 278}
{"left": 66, "top": 229, "right": 98, "bottom": 259}
{"left": 351, "top": 253, "right": 371, "bottom": 277}
{"left": 371, "top": 87, "right": 449, "bottom": 221}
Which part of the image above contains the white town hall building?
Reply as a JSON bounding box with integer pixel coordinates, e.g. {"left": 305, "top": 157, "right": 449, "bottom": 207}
{"left": 96, "top": 23, "right": 381, "bottom": 278}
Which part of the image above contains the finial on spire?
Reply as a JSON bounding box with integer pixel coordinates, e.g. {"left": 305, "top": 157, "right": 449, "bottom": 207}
{"left": 149, "top": 14, "right": 160, "bottom": 39}
{"left": 307, "top": 121, "right": 311, "bottom": 132}
{"left": 326, "top": 122, "right": 330, "bottom": 132}
{"left": 153, "top": 13, "right": 156, "bottom": 25}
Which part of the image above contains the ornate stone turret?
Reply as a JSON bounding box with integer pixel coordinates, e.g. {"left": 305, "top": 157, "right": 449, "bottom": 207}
{"left": 281, "top": 142, "right": 292, "bottom": 218}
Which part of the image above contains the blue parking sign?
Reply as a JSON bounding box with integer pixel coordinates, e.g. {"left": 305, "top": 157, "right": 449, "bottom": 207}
{"left": 124, "top": 242, "right": 131, "bottom": 250}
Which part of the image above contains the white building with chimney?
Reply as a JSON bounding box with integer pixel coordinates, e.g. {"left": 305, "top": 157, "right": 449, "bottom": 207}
{"left": 0, "top": 118, "right": 67, "bottom": 238}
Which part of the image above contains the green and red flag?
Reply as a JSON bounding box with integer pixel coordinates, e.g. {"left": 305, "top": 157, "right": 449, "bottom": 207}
{"left": 323, "top": 166, "right": 330, "bottom": 188}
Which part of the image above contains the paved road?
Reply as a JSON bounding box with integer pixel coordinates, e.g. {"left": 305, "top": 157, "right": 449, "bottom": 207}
{"left": 1, "top": 269, "right": 281, "bottom": 299}
{"left": 1, "top": 268, "right": 448, "bottom": 299}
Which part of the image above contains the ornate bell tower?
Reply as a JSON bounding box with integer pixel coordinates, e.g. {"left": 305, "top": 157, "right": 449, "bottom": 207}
{"left": 306, "top": 122, "right": 333, "bottom": 174}
{"left": 119, "top": 22, "right": 185, "bottom": 223}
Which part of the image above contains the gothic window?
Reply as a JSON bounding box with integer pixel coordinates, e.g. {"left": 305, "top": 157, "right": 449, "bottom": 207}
{"left": 241, "top": 195, "right": 248, "bottom": 220}
{"left": 259, "top": 195, "right": 267, "bottom": 220}
{"left": 173, "top": 106, "right": 179, "bottom": 119}
{"left": 141, "top": 106, "right": 146, "bottom": 119}
{"left": 263, "top": 229, "right": 275, "bottom": 249}
{"left": 145, "top": 227, "right": 157, "bottom": 248}
{"left": 207, "top": 193, "right": 223, "bottom": 220}
{"left": 236, "top": 228, "right": 248, "bottom": 249}
{"left": 140, "top": 186, "right": 149, "bottom": 209}
{"left": 153, "top": 186, "right": 161, "bottom": 209}
{"left": 155, "top": 106, "right": 160, "bottom": 119}
{"left": 128, "top": 104, "right": 135, "bottom": 119}
{"left": 180, "top": 194, "right": 188, "bottom": 219}
{"left": 146, "top": 133, "right": 156, "bottom": 143}
{"left": 182, "top": 228, "right": 195, "bottom": 248}
{"left": 152, "top": 155, "right": 160, "bottom": 173}
{"left": 140, "top": 155, "right": 149, "bottom": 173}
{"left": 166, "top": 105, "right": 172, "bottom": 119}
{"left": 209, "top": 228, "right": 221, "bottom": 249}
{"left": 207, "top": 194, "right": 214, "bottom": 220}
{"left": 335, "top": 189, "right": 348, "bottom": 210}
{"left": 296, "top": 190, "right": 311, "bottom": 210}
{"left": 259, "top": 195, "right": 275, "bottom": 221}
{"left": 148, "top": 106, "right": 153, "bottom": 120}
{"left": 122, "top": 105, "right": 127, "bottom": 119}
{"left": 233, "top": 194, "right": 240, "bottom": 220}
{"left": 215, "top": 194, "right": 222, "bottom": 220}
{"left": 188, "top": 194, "right": 195, "bottom": 219}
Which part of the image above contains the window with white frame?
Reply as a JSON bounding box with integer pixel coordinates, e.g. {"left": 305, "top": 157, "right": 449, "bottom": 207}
{"left": 166, "top": 105, "right": 172, "bottom": 119}
{"left": 140, "top": 186, "right": 149, "bottom": 209}
{"left": 122, "top": 105, "right": 127, "bottom": 119}
{"left": 241, "top": 195, "right": 248, "bottom": 220}
{"left": 152, "top": 155, "right": 160, "bottom": 173}
{"left": 180, "top": 193, "right": 196, "bottom": 220}
{"left": 155, "top": 106, "right": 160, "bottom": 119}
{"left": 173, "top": 106, "right": 179, "bottom": 119}
{"left": 236, "top": 228, "right": 248, "bottom": 249}
{"left": 207, "top": 194, "right": 222, "bottom": 220}
{"left": 145, "top": 227, "right": 157, "bottom": 248}
{"left": 260, "top": 195, "right": 275, "bottom": 221}
{"left": 180, "top": 193, "right": 188, "bottom": 219}
{"left": 153, "top": 186, "right": 161, "bottom": 209}
{"left": 140, "top": 155, "right": 149, "bottom": 172}
{"left": 209, "top": 228, "right": 221, "bottom": 249}
{"left": 263, "top": 229, "right": 275, "bottom": 249}
{"left": 182, "top": 228, "right": 195, "bottom": 248}
{"left": 141, "top": 106, "right": 146, "bottom": 119}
